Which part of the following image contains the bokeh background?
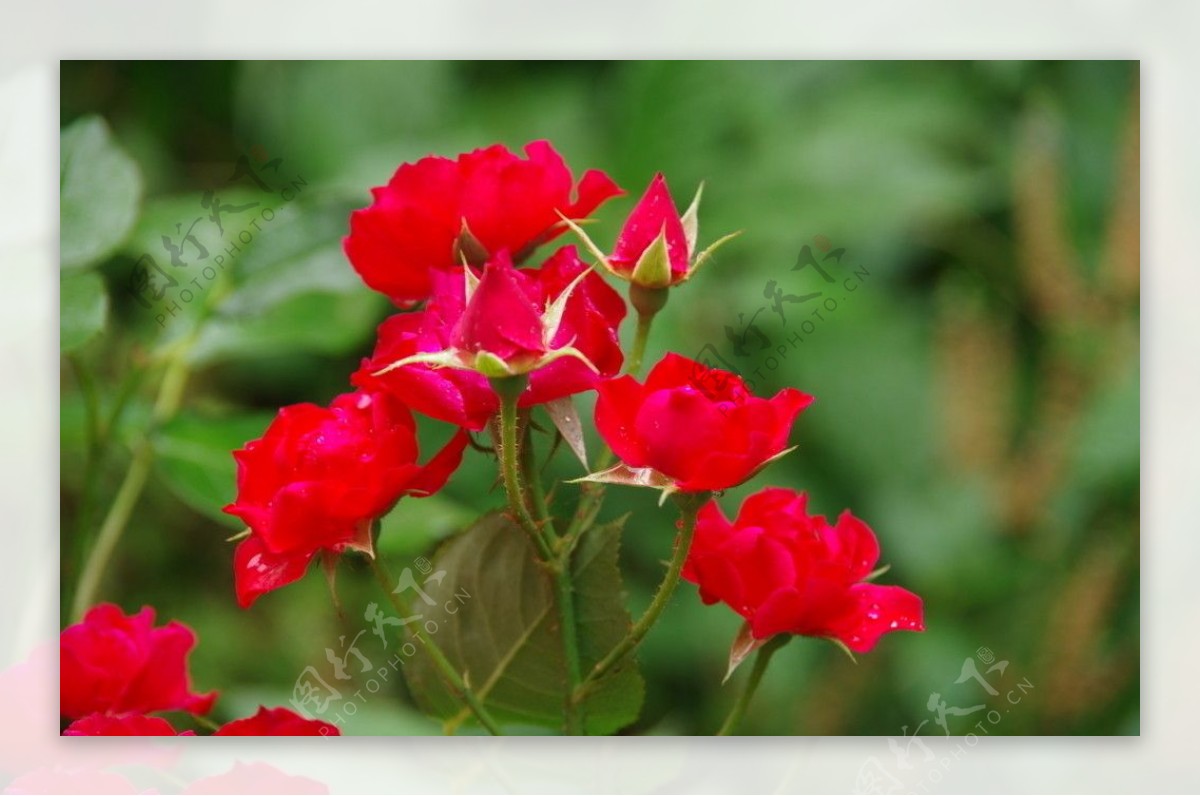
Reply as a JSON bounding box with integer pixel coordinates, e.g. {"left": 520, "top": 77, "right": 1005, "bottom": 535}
{"left": 59, "top": 61, "right": 1139, "bottom": 736}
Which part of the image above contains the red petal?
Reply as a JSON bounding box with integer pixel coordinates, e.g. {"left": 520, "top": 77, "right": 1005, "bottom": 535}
{"left": 406, "top": 429, "right": 469, "bottom": 497}
{"left": 118, "top": 620, "right": 217, "bottom": 716}
{"left": 63, "top": 713, "right": 180, "bottom": 736}
{"left": 829, "top": 584, "right": 926, "bottom": 653}
{"left": 234, "top": 537, "right": 315, "bottom": 609}
{"left": 213, "top": 705, "right": 338, "bottom": 736}
{"left": 594, "top": 375, "right": 650, "bottom": 467}
{"left": 451, "top": 252, "right": 545, "bottom": 363}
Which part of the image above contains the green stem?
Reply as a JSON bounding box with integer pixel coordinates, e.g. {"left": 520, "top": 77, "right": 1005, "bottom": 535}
{"left": 626, "top": 311, "right": 655, "bottom": 378}
{"left": 369, "top": 557, "right": 503, "bottom": 736}
{"left": 70, "top": 349, "right": 193, "bottom": 621}
{"left": 717, "top": 636, "right": 787, "bottom": 735}
{"left": 496, "top": 386, "right": 584, "bottom": 734}
{"left": 573, "top": 495, "right": 703, "bottom": 703}
{"left": 496, "top": 386, "right": 554, "bottom": 560}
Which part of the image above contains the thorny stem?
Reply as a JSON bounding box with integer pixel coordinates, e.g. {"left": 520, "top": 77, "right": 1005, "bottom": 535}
{"left": 495, "top": 384, "right": 585, "bottom": 734}
{"left": 716, "top": 635, "right": 788, "bottom": 735}
{"left": 573, "top": 494, "right": 705, "bottom": 704}
{"left": 369, "top": 556, "right": 503, "bottom": 736}
{"left": 495, "top": 384, "right": 554, "bottom": 560}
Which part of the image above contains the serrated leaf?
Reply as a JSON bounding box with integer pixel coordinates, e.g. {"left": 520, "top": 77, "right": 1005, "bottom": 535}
{"left": 60, "top": 270, "right": 108, "bottom": 352}
{"left": 403, "top": 512, "right": 643, "bottom": 734}
{"left": 60, "top": 116, "right": 142, "bottom": 270}
{"left": 152, "top": 411, "right": 276, "bottom": 527}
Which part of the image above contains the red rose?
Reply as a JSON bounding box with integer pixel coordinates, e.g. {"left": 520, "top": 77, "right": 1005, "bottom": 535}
{"left": 354, "top": 246, "right": 625, "bottom": 429}
{"left": 63, "top": 712, "right": 181, "bottom": 736}
{"left": 345, "top": 140, "right": 621, "bottom": 306}
{"left": 60, "top": 604, "right": 216, "bottom": 720}
{"left": 610, "top": 173, "right": 692, "bottom": 285}
{"left": 593, "top": 353, "right": 812, "bottom": 492}
{"left": 683, "top": 488, "right": 924, "bottom": 652}
{"left": 225, "top": 391, "right": 467, "bottom": 607}
{"left": 213, "top": 706, "right": 339, "bottom": 736}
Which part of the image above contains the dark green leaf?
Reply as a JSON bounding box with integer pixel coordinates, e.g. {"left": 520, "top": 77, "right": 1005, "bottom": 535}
{"left": 60, "top": 270, "right": 108, "bottom": 351}
{"left": 403, "top": 512, "right": 643, "bottom": 734}
{"left": 60, "top": 116, "right": 142, "bottom": 270}
{"left": 153, "top": 412, "right": 275, "bottom": 527}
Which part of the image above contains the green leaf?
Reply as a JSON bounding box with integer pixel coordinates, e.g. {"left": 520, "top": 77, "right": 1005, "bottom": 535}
{"left": 60, "top": 116, "right": 142, "bottom": 270}
{"left": 60, "top": 270, "right": 109, "bottom": 352}
{"left": 152, "top": 412, "right": 275, "bottom": 527}
{"left": 403, "top": 513, "right": 643, "bottom": 735}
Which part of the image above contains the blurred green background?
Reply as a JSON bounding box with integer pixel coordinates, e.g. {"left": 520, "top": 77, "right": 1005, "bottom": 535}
{"left": 59, "top": 61, "right": 1139, "bottom": 735}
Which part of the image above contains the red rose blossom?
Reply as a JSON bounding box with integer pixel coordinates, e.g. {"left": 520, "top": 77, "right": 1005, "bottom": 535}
{"left": 592, "top": 353, "right": 812, "bottom": 492}
{"left": 345, "top": 141, "right": 621, "bottom": 306}
{"left": 63, "top": 712, "right": 181, "bottom": 736}
{"left": 60, "top": 604, "right": 216, "bottom": 720}
{"left": 225, "top": 390, "right": 467, "bottom": 607}
{"left": 213, "top": 706, "right": 338, "bottom": 736}
{"left": 683, "top": 488, "right": 924, "bottom": 652}
{"left": 354, "top": 246, "right": 625, "bottom": 429}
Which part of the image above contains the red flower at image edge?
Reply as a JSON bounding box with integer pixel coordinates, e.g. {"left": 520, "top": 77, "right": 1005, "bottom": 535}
{"left": 225, "top": 390, "right": 467, "bottom": 607}
{"left": 345, "top": 140, "right": 622, "bottom": 306}
{"left": 63, "top": 712, "right": 182, "bottom": 736}
{"left": 60, "top": 603, "right": 216, "bottom": 720}
{"left": 683, "top": 488, "right": 924, "bottom": 652}
{"left": 213, "top": 706, "right": 337, "bottom": 736}
{"left": 594, "top": 353, "right": 812, "bottom": 491}
{"left": 354, "top": 246, "right": 626, "bottom": 430}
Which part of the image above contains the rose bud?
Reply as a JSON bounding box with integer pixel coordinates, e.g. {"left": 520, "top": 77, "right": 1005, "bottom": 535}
{"left": 364, "top": 247, "right": 624, "bottom": 390}
{"left": 354, "top": 246, "right": 625, "bottom": 429}
{"left": 561, "top": 173, "right": 741, "bottom": 297}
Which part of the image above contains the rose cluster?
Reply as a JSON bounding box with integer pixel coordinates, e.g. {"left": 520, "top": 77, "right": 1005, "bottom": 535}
{"left": 223, "top": 139, "right": 924, "bottom": 654}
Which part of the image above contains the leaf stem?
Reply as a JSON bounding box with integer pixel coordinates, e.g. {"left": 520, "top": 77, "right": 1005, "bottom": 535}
{"left": 716, "top": 635, "right": 787, "bottom": 736}
{"left": 369, "top": 556, "right": 503, "bottom": 736}
{"left": 573, "top": 493, "right": 704, "bottom": 703}
{"left": 69, "top": 344, "right": 193, "bottom": 621}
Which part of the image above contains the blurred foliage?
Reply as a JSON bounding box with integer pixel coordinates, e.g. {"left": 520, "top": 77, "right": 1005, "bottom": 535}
{"left": 59, "top": 61, "right": 1139, "bottom": 735}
